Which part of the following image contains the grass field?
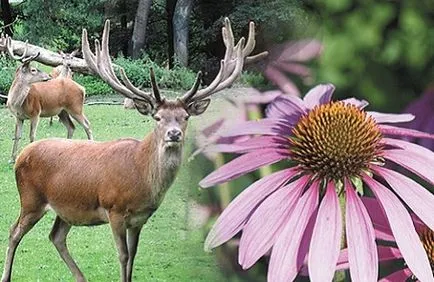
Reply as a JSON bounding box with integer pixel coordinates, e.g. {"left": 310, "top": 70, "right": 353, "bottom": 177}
{"left": 0, "top": 104, "right": 225, "bottom": 282}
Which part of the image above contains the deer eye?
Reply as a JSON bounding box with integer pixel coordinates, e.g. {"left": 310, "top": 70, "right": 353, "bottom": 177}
{"left": 184, "top": 115, "right": 190, "bottom": 121}
{"left": 31, "top": 68, "right": 37, "bottom": 74}
{"left": 153, "top": 115, "right": 161, "bottom": 122}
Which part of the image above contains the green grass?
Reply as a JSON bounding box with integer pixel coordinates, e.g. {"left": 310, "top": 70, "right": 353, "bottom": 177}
{"left": 0, "top": 105, "right": 225, "bottom": 281}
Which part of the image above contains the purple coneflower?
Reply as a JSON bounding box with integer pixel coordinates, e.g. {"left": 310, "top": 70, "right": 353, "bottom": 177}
{"left": 199, "top": 84, "right": 434, "bottom": 281}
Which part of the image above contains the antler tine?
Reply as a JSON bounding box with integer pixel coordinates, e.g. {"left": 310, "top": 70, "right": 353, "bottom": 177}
{"left": 149, "top": 67, "right": 162, "bottom": 103}
{"left": 82, "top": 20, "right": 155, "bottom": 104}
{"left": 179, "top": 71, "right": 202, "bottom": 102}
{"left": 181, "top": 18, "right": 265, "bottom": 104}
{"left": 6, "top": 36, "right": 29, "bottom": 61}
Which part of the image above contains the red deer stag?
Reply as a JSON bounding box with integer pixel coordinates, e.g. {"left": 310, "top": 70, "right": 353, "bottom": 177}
{"left": 1, "top": 18, "right": 266, "bottom": 282}
{"left": 0, "top": 36, "right": 93, "bottom": 162}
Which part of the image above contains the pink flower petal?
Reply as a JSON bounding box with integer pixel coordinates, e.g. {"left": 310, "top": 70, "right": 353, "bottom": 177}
{"left": 277, "top": 39, "right": 323, "bottom": 62}
{"left": 274, "top": 62, "right": 312, "bottom": 77}
{"left": 379, "top": 124, "right": 434, "bottom": 140}
{"left": 361, "top": 197, "right": 395, "bottom": 242}
{"left": 379, "top": 268, "right": 413, "bottom": 282}
{"left": 199, "top": 148, "right": 290, "bottom": 188}
{"left": 377, "top": 246, "right": 403, "bottom": 261}
{"left": 383, "top": 149, "right": 434, "bottom": 185}
{"left": 264, "top": 65, "right": 301, "bottom": 96}
{"left": 372, "top": 166, "right": 434, "bottom": 231}
{"left": 367, "top": 112, "right": 414, "bottom": 123}
{"left": 308, "top": 181, "right": 342, "bottom": 282}
{"left": 265, "top": 94, "right": 307, "bottom": 120}
{"left": 342, "top": 98, "right": 369, "bottom": 109}
{"left": 303, "top": 84, "right": 335, "bottom": 109}
{"left": 204, "top": 168, "right": 298, "bottom": 250}
{"left": 345, "top": 180, "right": 378, "bottom": 282}
{"left": 382, "top": 137, "right": 434, "bottom": 163}
{"left": 268, "top": 182, "right": 319, "bottom": 282}
{"left": 363, "top": 175, "right": 434, "bottom": 281}
{"left": 218, "top": 118, "right": 293, "bottom": 138}
{"left": 205, "top": 135, "right": 288, "bottom": 154}
{"left": 238, "top": 176, "right": 309, "bottom": 269}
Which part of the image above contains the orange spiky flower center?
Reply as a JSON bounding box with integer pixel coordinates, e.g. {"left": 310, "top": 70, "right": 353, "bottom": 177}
{"left": 290, "top": 102, "right": 383, "bottom": 180}
{"left": 420, "top": 227, "right": 434, "bottom": 270}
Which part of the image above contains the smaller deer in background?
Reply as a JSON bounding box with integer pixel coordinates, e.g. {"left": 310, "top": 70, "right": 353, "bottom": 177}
{"left": 50, "top": 50, "right": 79, "bottom": 79}
{"left": 0, "top": 36, "right": 93, "bottom": 162}
{"left": 48, "top": 50, "right": 79, "bottom": 125}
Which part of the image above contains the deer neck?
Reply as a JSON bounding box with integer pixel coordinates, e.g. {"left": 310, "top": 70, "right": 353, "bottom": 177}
{"left": 140, "top": 130, "right": 184, "bottom": 205}
{"left": 7, "top": 77, "right": 31, "bottom": 114}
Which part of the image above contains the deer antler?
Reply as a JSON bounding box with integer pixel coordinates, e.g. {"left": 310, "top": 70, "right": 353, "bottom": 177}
{"left": 0, "top": 34, "right": 33, "bottom": 62}
{"left": 180, "top": 18, "right": 268, "bottom": 104}
{"left": 82, "top": 20, "right": 158, "bottom": 106}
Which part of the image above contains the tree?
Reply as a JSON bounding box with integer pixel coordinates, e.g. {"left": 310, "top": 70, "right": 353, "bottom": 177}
{"left": 173, "top": 0, "right": 193, "bottom": 66}
{"left": 131, "top": 0, "right": 152, "bottom": 58}
{"left": 1, "top": 0, "right": 14, "bottom": 36}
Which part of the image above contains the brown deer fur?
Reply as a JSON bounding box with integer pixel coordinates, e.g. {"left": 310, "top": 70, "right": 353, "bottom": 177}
{"left": 7, "top": 60, "right": 93, "bottom": 162}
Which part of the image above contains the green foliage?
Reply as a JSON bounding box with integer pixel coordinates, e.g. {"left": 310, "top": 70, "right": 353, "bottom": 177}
{"left": 240, "top": 71, "right": 269, "bottom": 88}
{"left": 74, "top": 74, "right": 113, "bottom": 97}
{"left": 74, "top": 55, "right": 198, "bottom": 96}
{"left": 114, "top": 55, "right": 198, "bottom": 91}
{"left": 0, "top": 56, "right": 18, "bottom": 95}
{"left": 308, "top": 0, "right": 434, "bottom": 112}
{"left": 16, "top": 0, "right": 105, "bottom": 51}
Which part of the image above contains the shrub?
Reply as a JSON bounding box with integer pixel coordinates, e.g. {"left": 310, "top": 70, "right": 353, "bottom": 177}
{"left": 0, "top": 56, "right": 18, "bottom": 95}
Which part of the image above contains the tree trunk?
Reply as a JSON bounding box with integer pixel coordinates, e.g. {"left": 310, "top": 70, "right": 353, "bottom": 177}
{"left": 173, "top": 0, "right": 193, "bottom": 67}
{"left": 131, "top": 0, "right": 152, "bottom": 59}
{"left": 1, "top": 38, "right": 104, "bottom": 74}
{"left": 166, "top": 0, "right": 176, "bottom": 69}
{"left": 1, "top": 0, "right": 14, "bottom": 36}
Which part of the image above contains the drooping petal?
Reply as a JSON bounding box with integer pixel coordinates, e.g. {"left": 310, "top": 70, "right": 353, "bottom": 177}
{"left": 308, "top": 181, "right": 342, "bottom": 282}
{"left": 264, "top": 65, "right": 301, "bottom": 96}
{"left": 276, "top": 39, "right": 323, "bottom": 62}
{"left": 204, "top": 168, "right": 298, "bottom": 250}
{"left": 265, "top": 94, "right": 307, "bottom": 120}
{"left": 379, "top": 124, "right": 434, "bottom": 140}
{"left": 345, "top": 180, "right": 378, "bottom": 282}
{"left": 383, "top": 149, "right": 434, "bottom": 185}
{"left": 363, "top": 175, "right": 434, "bottom": 281}
{"left": 238, "top": 176, "right": 309, "bottom": 269}
{"left": 199, "top": 148, "right": 290, "bottom": 188}
{"left": 362, "top": 197, "right": 395, "bottom": 242}
{"left": 274, "top": 62, "right": 312, "bottom": 78}
{"left": 372, "top": 166, "right": 434, "bottom": 231}
{"left": 218, "top": 118, "right": 293, "bottom": 138}
{"left": 303, "top": 84, "right": 335, "bottom": 109}
{"left": 268, "top": 182, "right": 319, "bottom": 282}
{"left": 205, "top": 135, "right": 288, "bottom": 154}
{"left": 342, "top": 98, "right": 369, "bottom": 109}
{"left": 367, "top": 112, "right": 414, "bottom": 123}
{"left": 378, "top": 269, "right": 413, "bottom": 282}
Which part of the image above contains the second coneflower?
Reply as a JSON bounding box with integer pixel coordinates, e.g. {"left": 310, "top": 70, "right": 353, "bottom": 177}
{"left": 199, "top": 84, "right": 434, "bottom": 282}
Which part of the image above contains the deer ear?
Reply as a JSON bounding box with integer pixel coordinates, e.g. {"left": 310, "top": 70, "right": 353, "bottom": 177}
{"left": 187, "top": 99, "right": 211, "bottom": 116}
{"left": 133, "top": 98, "right": 155, "bottom": 116}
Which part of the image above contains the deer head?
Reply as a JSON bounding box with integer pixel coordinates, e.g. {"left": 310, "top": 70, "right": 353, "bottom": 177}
{"left": 0, "top": 35, "right": 51, "bottom": 83}
{"left": 82, "top": 18, "right": 267, "bottom": 147}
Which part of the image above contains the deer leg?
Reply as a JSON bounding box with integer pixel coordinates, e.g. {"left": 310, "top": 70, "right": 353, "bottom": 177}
{"left": 10, "top": 118, "right": 24, "bottom": 163}
{"left": 126, "top": 226, "right": 142, "bottom": 282}
{"left": 29, "top": 116, "right": 39, "bottom": 143}
{"left": 49, "top": 216, "right": 86, "bottom": 282}
{"left": 69, "top": 113, "right": 93, "bottom": 140}
{"left": 109, "top": 213, "right": 128, "bottom": 282}
{"left": 1, "top": 209, "right": 45, "bottom": 282}
{"left": 49, "top": 116, "right": 54, "bottom": 126}
{"left": 58, "top": 111, "right": 75, "bottom": 139}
